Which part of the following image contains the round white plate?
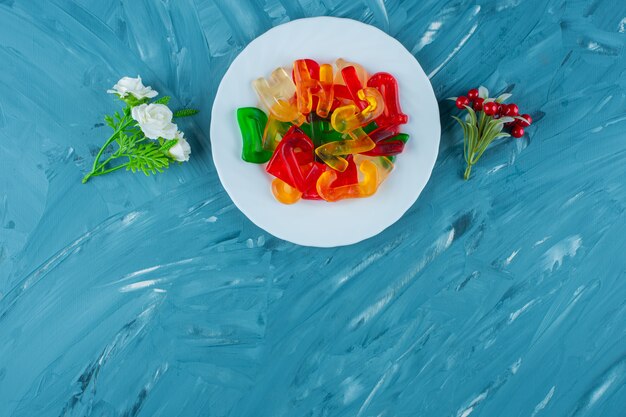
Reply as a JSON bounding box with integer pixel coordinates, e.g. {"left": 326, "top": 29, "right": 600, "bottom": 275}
{"left": 210, "top": 17, "right": 440, "bottom": 247}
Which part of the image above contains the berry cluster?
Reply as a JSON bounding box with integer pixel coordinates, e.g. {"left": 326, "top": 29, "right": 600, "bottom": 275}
{"left": 455, "top": 88, "right": 532, "bottom": 138}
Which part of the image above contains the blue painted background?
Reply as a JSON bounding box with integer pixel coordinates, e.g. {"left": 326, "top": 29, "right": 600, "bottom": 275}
{"left": 1, "top": 1, "right": 625, "bottom": 416}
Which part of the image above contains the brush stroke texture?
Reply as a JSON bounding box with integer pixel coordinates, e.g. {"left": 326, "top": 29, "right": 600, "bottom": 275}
{"left": 0, "top": 0, "right": 625, "bottom": 416}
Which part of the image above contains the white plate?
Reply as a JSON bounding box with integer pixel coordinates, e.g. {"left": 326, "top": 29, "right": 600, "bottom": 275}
{"left": 210, "top": 17, "right": 440, "bottom": 247}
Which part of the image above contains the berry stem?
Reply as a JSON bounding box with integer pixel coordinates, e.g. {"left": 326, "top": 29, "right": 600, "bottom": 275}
{"left": 464, "top": 163, "right": 473, "bottom": 180}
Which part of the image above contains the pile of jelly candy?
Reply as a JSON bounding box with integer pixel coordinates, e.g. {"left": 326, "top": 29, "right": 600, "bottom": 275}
{"left": 236, "top": 58, "right": 409, "bottom": 204}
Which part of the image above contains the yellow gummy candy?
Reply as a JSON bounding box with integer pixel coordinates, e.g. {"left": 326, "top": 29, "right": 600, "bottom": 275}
{"left": 252, "top": 68, "right": 305, "bottom": 126}
{"left": 331, "top": 87, "right": 385, "bottom": 133}
{"left": 271, "top": 178, "right": 302, "bottom": 204}
{"left": 315, "top": 127, "right": 376, "bottom": 172}
{"left": 333, "top": 58, "right": 369, "bottom": 86}
{"left": 262, "top": 114, "right": 290, "bottom": 151}
{"left": 353, "top": 154, "right": 394, "bottom": 186}
{"left": 316, "top": 160, "right": 379, "bottom": 202}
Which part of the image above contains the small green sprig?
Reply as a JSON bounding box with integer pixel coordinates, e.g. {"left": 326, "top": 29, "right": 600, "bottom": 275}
{"left": 82, "top": 76, "right": 198, "bottom": 183}
{"left": 449, "top": 86, "right": 530, "bottom": 180}
{"left": 173, "top": 109, "right": 200, "bottom": 118}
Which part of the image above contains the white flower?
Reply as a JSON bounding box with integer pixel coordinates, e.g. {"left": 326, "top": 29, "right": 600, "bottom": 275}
{"left": 107, "top": 76, "right": 158, "bottom": 99}
{"left": 131, "top": 103, "right": 177, "bottom": 140}
{"left": 168, "top": 131, "right": 191, "bottom": 162}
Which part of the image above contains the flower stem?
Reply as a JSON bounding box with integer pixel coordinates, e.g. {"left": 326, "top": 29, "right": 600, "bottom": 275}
{"left": 83, "top": 162, "right": 128, "bottom": 183}
{"left": 83, "top": 114, "right": 133, "bottom": 183}
{"left": 91, "top": 123, "right": 125, "bottom": 171}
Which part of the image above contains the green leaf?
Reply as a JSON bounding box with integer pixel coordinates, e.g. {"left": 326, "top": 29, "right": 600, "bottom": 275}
{"left": 173, "top": 108, "right": 199, "bottom": 118}
{"left": 104, "top": 115, "right": 115, "bottom": 129}
{"left": 153, "top": 96, "right": 171, "bottom": 105}
{"left": 496, "top": 93, "right": 512, "bottom": 103}
{"left": 115, "top": 131, "right": 127, "bottom": 146}
{"left": 451, "top": 116, "right": 466, "bottom": 127}
{"left": 123, "top": 141, "right": 173, "bottom": 175}
{"left": 452, "top": 116, "right": 472, "bottom": 163}
{"left": 160, "top": 139, "right": 178, "bottom": 152}
{"left": 478, "top": 86, "right": 489, "bottom": 99}
{"left": 465, "top": 105, "right": 478, "bottom": 126}
{"left": 123, "top": 96, "right": 147, "bottom": 108}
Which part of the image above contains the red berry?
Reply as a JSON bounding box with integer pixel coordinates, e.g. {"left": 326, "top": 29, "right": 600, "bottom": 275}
{"left": 497, "top": 104, "right": 505, "bottom": 115}
{"left": 511, "top": 125, "right": 524, "bottom": 138}
{"left": 467, "top": 88, "right": 479, "bottom": 100}
{"left": 507, "top": 104, "right": 519, "bottom": 117}
{"left": 456, "top": 96, "right": 470, "bottom": 109}
{"left": 519, "top": 114, "right": 532, "bottom": 126}
{"left": 473, "top": 97, "right": 484, "bottom": 111}
{"left": 483, "top": 101, "right": 498, "bottom": 115}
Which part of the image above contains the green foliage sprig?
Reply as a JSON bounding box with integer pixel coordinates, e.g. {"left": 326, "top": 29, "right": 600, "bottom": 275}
{"left": 452, "top": 104, "right": 513, "bottom": 180}
{"left": 449, "top": 86, "right": 532, "bottom": 180}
